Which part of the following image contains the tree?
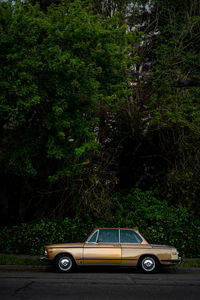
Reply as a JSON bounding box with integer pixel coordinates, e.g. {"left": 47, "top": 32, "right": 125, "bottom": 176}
{"left": 91, "top": 0, "right": 200, "bottom": 213}
{"left": 117, "top": 0, "right": 200, "bottom": 211}
{"left": 0, "top": 0, "right": 134, "bottom": 222}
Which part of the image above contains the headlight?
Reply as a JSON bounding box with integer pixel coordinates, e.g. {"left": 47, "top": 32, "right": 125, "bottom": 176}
{"left": 172, "top": 252, "right": 178, "bottom": 255}
{"left": 171, "top": 249, "right": 179, "bottom": 255}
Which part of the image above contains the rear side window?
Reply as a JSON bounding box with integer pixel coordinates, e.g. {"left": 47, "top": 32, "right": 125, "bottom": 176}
{"left": 120, "top": 230, "right": 142, "bottom": 243}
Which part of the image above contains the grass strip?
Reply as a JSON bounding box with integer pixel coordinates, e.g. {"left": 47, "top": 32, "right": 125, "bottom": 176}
{"left": 180, "top": 260, "right": 200, "bottom": 268}
{"left": 0, "top": 254, "right": 41, "bottom": 265}
{"left": 0, "top": 254, "right": 200, "bottom": 268}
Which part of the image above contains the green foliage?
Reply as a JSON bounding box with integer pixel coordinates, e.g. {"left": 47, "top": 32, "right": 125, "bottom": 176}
{"left": 180, "top": 260, "right": 200, "bottom": 268}
{"left": 0, "top": 0, "right": 129, "bottom": 179}
{"left": 0, "top": 0, "right": 131, "bottom": 178}
{"left": 0, "top": 0, "right": 200, "bottom": 258}
{"left": 0, "top": 190, "right": 199, "bottom": 257}
{"left": 147, "top": 0, "right": 200, "bottom": 209}
{"left": 0, "top": 0, "right": 136, "bottom": 220}
{"left": 0, "top": 217, "right": 94, "bottom": 255}
{"left": 0, "top": 254, "right": 41, "bottom": 265}
{"left": 112, "top": 189, "right": 200, "bottom": 258}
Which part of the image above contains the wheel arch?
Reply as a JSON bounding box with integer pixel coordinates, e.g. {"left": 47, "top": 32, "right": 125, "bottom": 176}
{"left": 54, "top": 252, "right": 76, "bottom": 265}
{"left": 137, "top": 254, "right": 160, "bottom": 266}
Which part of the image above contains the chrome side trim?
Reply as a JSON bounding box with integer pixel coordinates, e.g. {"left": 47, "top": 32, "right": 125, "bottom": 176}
{"left": 48, "top": 246, "right": 83, "bottom": 249}
{"left": 79, "top": 264, "right": 137, "bottom": 266}
{"left": 151, "top": 244, "right": 175, "bottom": 249}
{"left": 77, "top": 258, "right": 137, "bottom": 261}
{"left": 49, "top": 246, "right": 150, "bottom": 249}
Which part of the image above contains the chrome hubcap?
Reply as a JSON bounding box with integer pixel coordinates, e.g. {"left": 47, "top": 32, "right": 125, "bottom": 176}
{"left": 142, "top": 257, "right": 155, "bottom": 272}
{"left": 59, "top": 257, "right": 72, "bottom": 271}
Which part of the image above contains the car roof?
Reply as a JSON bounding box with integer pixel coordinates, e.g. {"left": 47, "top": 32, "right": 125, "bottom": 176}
{"left": 93, "top": 228, "right": 139, "bottom": 231}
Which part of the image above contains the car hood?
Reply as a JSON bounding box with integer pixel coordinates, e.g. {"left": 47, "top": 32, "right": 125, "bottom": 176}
{"left": 46, "top": 243, "right": 84, "bottom": 248}
{"left": 150, "top": 244, "right": 175, "bottom": 249}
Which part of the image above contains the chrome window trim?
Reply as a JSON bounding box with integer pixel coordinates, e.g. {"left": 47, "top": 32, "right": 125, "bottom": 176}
{"left": 97, "top": 243, "right": 120, "bottom": 244}
{"left": 96, "top": 229, "right": 99, "bottom": 243}
{"left": 119, "top": 229, "right": 142, "bottom": 244}
{"left": 120, "top": 243, "right": 141, "bottom": 245}
{"left": 86, "top": 229, "right": 145, "bottom": 244}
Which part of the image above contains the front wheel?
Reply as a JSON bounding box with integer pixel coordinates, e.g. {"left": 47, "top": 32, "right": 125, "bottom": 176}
{"left": 138, "top": 256, "right": 158, "bottom": 273}
{"left": 55, "top": 254, "right": 75, "bottom": 273}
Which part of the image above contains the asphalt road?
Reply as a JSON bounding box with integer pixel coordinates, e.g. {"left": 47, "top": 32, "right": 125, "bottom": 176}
{"left": 0, "top": 268, "right": 200, "bottom": 300}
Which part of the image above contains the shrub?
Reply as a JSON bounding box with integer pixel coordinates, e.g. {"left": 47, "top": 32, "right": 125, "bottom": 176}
{"left": 0, "top": 189, "right": 199, "bottom": 257}
{"left": 111, "top": 189, "right": 200, "bottom": 257}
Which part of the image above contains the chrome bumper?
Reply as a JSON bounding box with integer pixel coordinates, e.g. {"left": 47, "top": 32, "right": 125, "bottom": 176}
{"left": 178, "top": 257, "right": 182, "bottom": 264}
{"left": 40, "top": 256, "right": 50, "bottom": 262}
{"left": 160, "top": 257, "right": 182, "bottom": 264}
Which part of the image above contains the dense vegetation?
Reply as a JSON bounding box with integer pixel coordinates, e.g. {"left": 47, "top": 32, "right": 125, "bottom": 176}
{"left": 1, "top": 190, "right": 200, "bottom": 257}
{"left": 0, "top": 0, "right": 200, "bottom": 257}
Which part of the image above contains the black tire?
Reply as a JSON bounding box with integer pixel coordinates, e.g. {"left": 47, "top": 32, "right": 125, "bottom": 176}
{"left": 55, "top": 254, "right": 75, "bottom": 273}
{"left": 137, "top": 256, "right": 158, "bottom": 273}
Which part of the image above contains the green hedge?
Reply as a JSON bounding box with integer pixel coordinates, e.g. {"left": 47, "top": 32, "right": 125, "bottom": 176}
{"left": 0, "top": 189, "right": 199, "bottom": 257}
{"left": 112, "top": 190, "right": 200, "bottom": 258}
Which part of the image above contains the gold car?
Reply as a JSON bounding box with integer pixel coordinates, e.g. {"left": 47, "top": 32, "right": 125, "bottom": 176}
{"left": 40, "top": 228, "right": 182, "bottom": 273}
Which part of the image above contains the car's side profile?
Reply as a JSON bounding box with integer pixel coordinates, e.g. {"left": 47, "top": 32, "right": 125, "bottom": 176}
{"left": 40, "top": 228, "right": 182, "bottom": 273}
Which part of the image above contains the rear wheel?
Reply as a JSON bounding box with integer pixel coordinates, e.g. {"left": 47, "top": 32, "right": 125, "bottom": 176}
{"left": 138, "top": 256, "right": 158, "bottom": 273}
{"left": 55, "top": 254, "right": 75, "bottom": 273}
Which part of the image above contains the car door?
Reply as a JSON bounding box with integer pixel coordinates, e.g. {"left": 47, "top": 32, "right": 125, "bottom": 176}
{"left": 120, "top": 229, "right": 143, "bottom": 265}
{"left": 83, "top": 229, "right": 121, "bottom": 265}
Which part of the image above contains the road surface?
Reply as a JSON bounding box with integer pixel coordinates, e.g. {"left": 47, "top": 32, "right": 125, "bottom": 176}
{"left": 0, "top": 268, "right": 200, "bottom": 299}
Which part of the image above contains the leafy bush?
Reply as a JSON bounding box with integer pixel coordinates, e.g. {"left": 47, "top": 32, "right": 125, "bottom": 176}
{"left": 111, "top": 189, "right": 200, "bottom": 258}
{"left": 0, "top": 254, "right": 41, "bottom": 265}
{"left": 0, "top": 218, "right": 91, "bottom": 255}
{"left": 0, "top": 189, "right": 199, "bottom": 257}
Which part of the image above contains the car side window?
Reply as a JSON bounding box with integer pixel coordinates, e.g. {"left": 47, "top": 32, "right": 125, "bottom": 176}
{"left": 120, "top": 230, "right": 142, "bottom": 243}
{"left": 87, "top": 231, "right": 98, "bottom": 243}
{"left": 98, "top": 229, "right": 119, "bottom": 243}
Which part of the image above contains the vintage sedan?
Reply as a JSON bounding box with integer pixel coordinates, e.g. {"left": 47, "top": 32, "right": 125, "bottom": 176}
{"left": 40, "top": 228, "right": 182, "bottom": 273}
